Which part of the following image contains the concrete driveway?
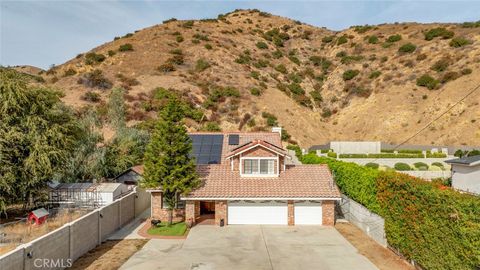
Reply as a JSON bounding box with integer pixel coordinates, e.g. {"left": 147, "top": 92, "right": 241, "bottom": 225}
{"left": 120, "top": 225, "right": 378, "bottom": 270}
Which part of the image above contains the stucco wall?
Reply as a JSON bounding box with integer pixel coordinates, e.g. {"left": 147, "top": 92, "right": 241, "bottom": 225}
{"left": 451, "top": 164, "right": 480, "bottom": 194}
{"left": 330, "top": 141, "right": 381, "bottom": 154}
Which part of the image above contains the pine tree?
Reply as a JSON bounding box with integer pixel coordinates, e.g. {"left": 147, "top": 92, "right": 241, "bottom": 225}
{"left": 141, "top": 98, "right": 199, "bottom": 225}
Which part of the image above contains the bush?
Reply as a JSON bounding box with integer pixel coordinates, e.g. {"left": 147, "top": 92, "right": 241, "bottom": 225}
{"left": 108, "top": 50, "right": 116, "bottom": 57}
{"left": 256, "top": 41, "right": 268, "bottom": 49}
{"left": 272, "top": 50, "right": 283, "bottom": 59}
{"left": 449, "top": 37, "right": 472, "bottom": 48}
{"left": 250, "top": 87, "right": 261, "bottom": 96}
{"left": 431, "top": 57, "right": 451, "bottom": 72}
{"left": 157, "top": 63, "right": 176, "bottom": 73}
{"left": 288, "top": 55, "right": 301, "bottom": 65}
{"left": 275, "top": 64, "right": 287, "bottom": 74}
{"left": 377, "top": 172, "right": 480, "bottom": 269}
{"left": 461, "top": 20, "right": 480, "bottom": 28}
{"left": 81, "top": 91, "right": 101, "bottom": 102}
{"left": 440, "top": 71, "right": 460, "bottom": 83}
{"left": 309, "top": 56, "right": 332, "bottom": 71}
{"left": 398, "top": 43, "right": 416, "bottom": 53}
{"left": 287, "top": 83, "right": 305, "bottom": 95}
{"left": 163, "top": 18, "right": 177, "bottom": 24}
{"left": 461, "top": 68, "right": 472, "bottom": 75}
{"left": 342, "top": 70, "right": 360, "bottom": 81}
{"left": 63, "top": 68, "right": 77, "bottom": 77}
{"left": 424, "top": 27, "right": 454, "bottom": 40}
{"left": 353, "top": 25, "right": 373, "bottom": 33}
{"left": 386, "top": 34, "right": 402, "bottom": 43}
{"left": 262, "top": 112, "right": 278, "bottom": 127}
{"left": 394, "top": 162, "right": 412, "bottom": 171}
{"left": 310, "top": 90, "right": 322, "bottom": 105}
{"left": 365, "top": 162, "right": 379, "bottom": 169}
{"left": 235, "top": 53, "right": 251, "bottom": 64}
{"left": 413, "top": 162, "right": 428, "bottom": 170}
{"left": 367, "top": 35, "right": 379, "bottom": 44}
{"left": 176, "top": 35, "right": 184, "bottom": 43}
{"left": 416, "top": 74, "right": 438, "bottom": 90}
{"left": 85, "top": 52, "right": 106, "bottom": 65}
{"left": 204, "top": 44, "right": 213, "bottom": 50}
{"left": 202, "top": 122, "right": 221, "bottom": 132}
{"left": 195, "top": 59, "right": 211, "bottom": 72}
{"left": 369, "top": 70, "right": 381, "bottom": 79}
{"left": 327, "top": 152, "right": 337, "bottom": 158}
{"left": 431, "top": 162, "right": 444, "bottom": 169}
{"left": 167, "top": 55, "right": 184, "bottom": 65}
{"left": 322, "top": 36, "right": 334, "bottom": 43}
{"left": 337, "top": 35, "right": 348, "bottom": 45}
{"left": 77, "top": 69, "right": 112, "bottom": 89}
{"left": 426, "top": 151, "right": 447, "bottom": 158}
{"left": 181, "top": 20, "right": 194, "bottom": 28}
{"left": 119, "top": 43, "right": 133, "bottom": 52}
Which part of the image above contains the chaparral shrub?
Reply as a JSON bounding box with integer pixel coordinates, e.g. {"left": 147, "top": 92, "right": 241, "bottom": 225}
{"left": 342, "top": 69, "right": 360, "bottom": 81}
{"left": 424, "top": 27, "right": 454, "bottom": 41}
{"left": 416, "top": 74, "right": 438, "bottom": 90}
{"left": 449, "top": 37, "right": 472, "bottom": 48}
{"left": 386, "top": 34, "right": 402, "bottom": 43}
{"left": 398, "top": 43, "right": 416, "bottom": 53}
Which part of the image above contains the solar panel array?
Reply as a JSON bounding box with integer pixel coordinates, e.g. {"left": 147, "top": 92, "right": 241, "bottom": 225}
{"left": 190, "top": 134, "right": 224, "bottom": 164}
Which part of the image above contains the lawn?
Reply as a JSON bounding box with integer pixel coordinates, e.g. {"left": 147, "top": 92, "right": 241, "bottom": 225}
{"left": 147, "top": 222, "right": 187, "bottom": 236}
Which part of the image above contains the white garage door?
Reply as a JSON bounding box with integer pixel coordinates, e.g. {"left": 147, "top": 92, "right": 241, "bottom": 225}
{"left": 294, "top": 201, "right": 322, "bottom": 225}
{"left": 228, "top": 200, "right": 288, "bottom": 225}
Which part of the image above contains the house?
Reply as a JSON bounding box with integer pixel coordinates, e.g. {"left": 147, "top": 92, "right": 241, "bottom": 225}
{"left": 115, "top": 165, "right": 144, "bottom": 185}
{"left": 147, "top": 128, "right": 341, "bottom": 226}
{"left": 445, "top": 155, "right": 480, "bottom": 194}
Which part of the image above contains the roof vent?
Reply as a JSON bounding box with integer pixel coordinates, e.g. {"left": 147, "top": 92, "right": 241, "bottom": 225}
{"left": 229, "top": 134, "right": 239, "bottom": 145}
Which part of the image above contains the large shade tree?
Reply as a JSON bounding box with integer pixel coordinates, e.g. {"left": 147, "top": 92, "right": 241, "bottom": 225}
{"left": 141, "top": 98, "right": 199, "bottom": 225}
{"left": 0, "top": 68, "right": 81, "bottom": 214}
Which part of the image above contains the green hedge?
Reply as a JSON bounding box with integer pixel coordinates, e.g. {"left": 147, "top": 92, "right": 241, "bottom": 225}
{"left": 339, "top": 153, "right": 424, "bottom": 158}
{"left": 301, "top": 154, "right": 380, "bottom": 213}
{"left": 300, "top": 153, "right": 480, "bottom": 269}
{"left": 377, "top": 172, "right": 480, "bottom": 269}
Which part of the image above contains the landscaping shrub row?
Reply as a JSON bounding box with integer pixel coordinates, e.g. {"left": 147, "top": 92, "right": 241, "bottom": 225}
{"left": 300, "top": 153, "right": 480, "bottom": 269}
{"left": 338, "top": 153, "right": 426, "bottom": 158}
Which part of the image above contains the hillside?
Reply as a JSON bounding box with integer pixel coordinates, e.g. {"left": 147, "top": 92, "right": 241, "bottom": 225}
{"left": 32, "top": 9, "right": 480, "bottom": 147}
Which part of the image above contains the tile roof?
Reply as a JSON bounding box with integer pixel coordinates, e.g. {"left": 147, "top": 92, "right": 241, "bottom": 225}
{"left": 131, "top": 165, "right": 144, "bottom": 175}
{"left": 225, "top": 139, "right": 287, "bottom": 159}
{"left": 184, "top": 164, "right": 341, "bottom": 199}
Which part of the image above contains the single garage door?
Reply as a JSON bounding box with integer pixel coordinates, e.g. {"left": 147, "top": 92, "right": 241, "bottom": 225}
{"left": 294, "top": 201, "right": 322, "bottom": 225}
{"left": 228, "top": 200, "right": 288, "bottom": 225}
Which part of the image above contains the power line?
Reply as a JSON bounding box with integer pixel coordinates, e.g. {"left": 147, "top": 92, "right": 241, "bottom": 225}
{"left": 370, "top": 82, "right": 480, "bottom": 163}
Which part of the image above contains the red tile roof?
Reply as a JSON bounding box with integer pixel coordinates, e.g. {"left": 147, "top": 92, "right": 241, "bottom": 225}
{"left": 131, "top": 165, "right": 144, "bottom": 175}
{"left": 184, "top": 164, "right": 341, "bottom": 199}
{"left": 225, "top": 139, "right": 287, "bottom": 159}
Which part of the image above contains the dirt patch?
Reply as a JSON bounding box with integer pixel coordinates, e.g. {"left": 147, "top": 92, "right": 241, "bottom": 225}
{"left": 70, "top": 239, "right": 147, "bottom": 270}
{"left": 336, "top": 222, "right": 414, "bottom": 270}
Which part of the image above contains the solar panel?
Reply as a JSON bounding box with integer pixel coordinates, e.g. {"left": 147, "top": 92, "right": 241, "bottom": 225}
{"left": 229, "top": 134, "right": 239, "bottom": 145}
{"left": 189, "top": 134, "right": 224, "bottom": 164}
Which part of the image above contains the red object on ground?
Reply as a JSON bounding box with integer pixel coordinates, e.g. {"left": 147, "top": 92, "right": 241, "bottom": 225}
{"left": 27, "top": 208, "right": 49, "bottom": 225}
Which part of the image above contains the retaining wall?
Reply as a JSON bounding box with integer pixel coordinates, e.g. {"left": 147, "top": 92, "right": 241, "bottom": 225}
{"left": 338, "top": 195, "right": 387, "bottom": 247}
{"left": 0, "top": 189, "right": 149, "bottom": 270}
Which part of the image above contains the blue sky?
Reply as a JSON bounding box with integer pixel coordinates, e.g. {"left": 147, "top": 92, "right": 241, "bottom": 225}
{"left": 1, "top": 1, "right": 479, "bottom": 69}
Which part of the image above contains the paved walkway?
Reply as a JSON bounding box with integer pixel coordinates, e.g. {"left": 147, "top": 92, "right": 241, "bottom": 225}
{"left": 120, "top": 225, "right": 378, "bottom": 270}
{"left": 109, "top": 209, "right": 150, "bottom": 240}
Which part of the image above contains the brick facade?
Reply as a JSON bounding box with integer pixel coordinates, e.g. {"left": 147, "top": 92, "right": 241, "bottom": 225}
{"left": 322, "top": 200, "right": 335, "bottom": 226}
{"left": 287, "top": 200, "right": 294, "bottom": 226}
{"left": 215, "top": 200, "right": 227, "bottom": 226}
{"left": 185, "top": 200, "right": 200, "bottom": 226}
{"left": 151, "top": 192, "right": 185, "bottom": 222}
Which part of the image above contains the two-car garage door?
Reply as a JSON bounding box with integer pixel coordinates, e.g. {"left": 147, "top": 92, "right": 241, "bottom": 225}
{"left": 228, "top": 200, "right": 288, "bottom": 225}
{"left": 227, "top": 200, "right": 322, "bottom": 225}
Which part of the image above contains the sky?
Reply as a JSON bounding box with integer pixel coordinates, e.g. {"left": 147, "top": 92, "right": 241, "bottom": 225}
{"left": 1, "top": 0, "right": 479, "bottom": 69}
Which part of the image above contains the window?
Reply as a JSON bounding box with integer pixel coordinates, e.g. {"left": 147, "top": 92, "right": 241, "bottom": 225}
{"left": 162, "top": 194, "right": 185, "bottom": 209}
{"left": 243, "top": 159, "right": 275, "bottom": 175}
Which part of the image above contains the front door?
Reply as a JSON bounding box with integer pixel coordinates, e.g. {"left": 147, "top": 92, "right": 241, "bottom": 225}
{"left": 200, "top": 201, "right": 215, "bottom": 215}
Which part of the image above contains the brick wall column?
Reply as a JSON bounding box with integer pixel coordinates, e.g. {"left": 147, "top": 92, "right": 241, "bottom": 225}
{"left": 215, "top": 200, "right": 227, "bottom": 226}
{"left": 194, "top": 201, "right": 200, "bottom": 219}
{"left": 151, "top": 192, "right": 162, "bottom": 219}
{"left": 322, "top": 200, "right": 335, "bottom": 226}
{"left": 288, "top": 200, "right": 294, "bottom": 226}
{"left": 185, "top": 200, "right": 196, "bottom": 226}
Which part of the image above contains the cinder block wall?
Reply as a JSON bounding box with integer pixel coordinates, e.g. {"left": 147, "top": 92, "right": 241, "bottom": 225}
{"left": 0, "top": 190, "right": 140, "bottom": 270}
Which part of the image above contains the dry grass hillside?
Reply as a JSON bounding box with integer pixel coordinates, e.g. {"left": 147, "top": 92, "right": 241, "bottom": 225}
{"left": 27, "top": 9, "right": 480, "bottom": 147}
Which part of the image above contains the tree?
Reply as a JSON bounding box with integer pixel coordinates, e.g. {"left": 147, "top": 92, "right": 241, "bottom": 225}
{"left": 141, "top": 98, "right": 199, "bottom": 225}
{"left": 0, "top": 68, "right": 81, "bottom": 214}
